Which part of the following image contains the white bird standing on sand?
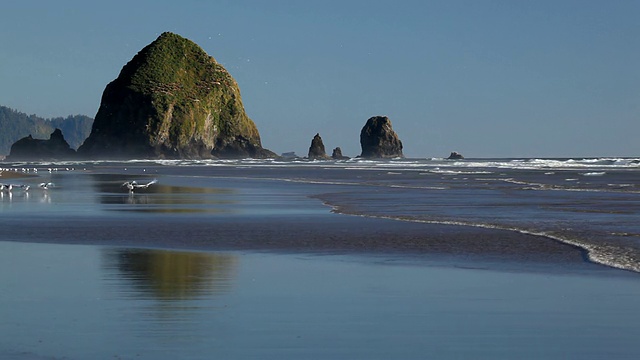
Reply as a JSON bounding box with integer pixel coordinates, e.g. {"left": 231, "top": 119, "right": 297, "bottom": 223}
{"left": 122, "top": 179, "right": 158, "bottom": 192}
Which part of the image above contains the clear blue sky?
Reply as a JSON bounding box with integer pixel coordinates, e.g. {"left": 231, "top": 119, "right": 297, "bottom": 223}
{"left": 1, "top": 0, "right": 638, "bottom": 158}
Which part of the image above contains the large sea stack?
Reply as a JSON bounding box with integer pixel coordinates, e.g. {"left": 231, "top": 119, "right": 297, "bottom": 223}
{"left": 359, "top": 116, "right": 403, "bottom": 158}
{"left": 7, "top": 129, "right": 76, "bottom": 161}
{"left": 78, "top": 32, "right": 274, "bottom": 159}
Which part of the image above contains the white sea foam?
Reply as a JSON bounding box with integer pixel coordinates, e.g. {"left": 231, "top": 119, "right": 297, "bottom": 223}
{"left": 430, "top": 169, "right": 494, "bottom": 175}
{"left": 609, "top": 184, "right": 634, "bottom": 188}
{"left": 320, "top": 202, "right": 640, "bottom": 274}
{"left": 426, "top": 158, "right": 640, "bottom": 171}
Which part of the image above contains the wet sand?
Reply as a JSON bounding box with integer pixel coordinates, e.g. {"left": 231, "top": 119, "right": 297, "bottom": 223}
{"left": 0, "top": 208, "right": 599, "bottom": 274}
{"left": 0, "top": 168, "right": 612, "bottom": 274}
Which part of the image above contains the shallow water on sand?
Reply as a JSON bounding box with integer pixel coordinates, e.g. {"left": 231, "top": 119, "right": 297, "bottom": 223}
{"left": 4, "top": 157, "right": 638, "bottom": 272}
{"left": 1, "top": 241, "right": 640, "bottom": 360}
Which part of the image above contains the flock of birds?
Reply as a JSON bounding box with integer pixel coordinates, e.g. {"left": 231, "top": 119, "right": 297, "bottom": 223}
{"left": 1, "top": 179, "right": 158, "bottom": 193}
{"left": 1, "top": 166, "right": 158, "bottom": 195}
{"left": 1, "top": 182, "right": 55, "bottom": 193}
{"left": 0, "top": 167, "right": 74, "bottom": 174}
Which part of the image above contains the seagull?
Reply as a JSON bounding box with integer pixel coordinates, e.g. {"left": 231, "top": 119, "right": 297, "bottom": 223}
{"left": 39, "top": 182, "right": 55, "bottom": 190}
{"left": 1, "top": 184, "right": 27, "bottom": 193}
{"left": 122, "top": 179, "right": 158, "bottom": 192}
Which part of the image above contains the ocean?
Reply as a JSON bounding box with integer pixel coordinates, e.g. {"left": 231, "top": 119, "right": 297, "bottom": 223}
{"left": 1, "top": 157, "right": 640, "bottom": 359}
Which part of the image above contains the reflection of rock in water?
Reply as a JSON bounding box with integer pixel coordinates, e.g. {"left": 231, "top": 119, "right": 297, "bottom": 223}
{"left": 104, "top": 248, "right": 237, "bottom": 300}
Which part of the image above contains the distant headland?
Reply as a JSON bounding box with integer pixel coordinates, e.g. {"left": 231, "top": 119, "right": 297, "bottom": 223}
{"left": 0, "top": 105, "right": 92, "bottom": 155}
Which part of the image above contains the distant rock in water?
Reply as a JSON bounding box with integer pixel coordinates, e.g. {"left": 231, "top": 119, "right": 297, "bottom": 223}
{"left": 359, "top": 116, "right": 403, "bottom": 158}
{"left": 308, "top": 133, "right": 330, "bottom": 160}
{"left": 280, "top": 151, "right": 300, "bottom": 159}
{"left": 7, "top": 129, "right": 76, "bottom": 161}
{"left": 331, "top": 147, "right": 349, "bottom": 160}
{"left": 77, "top": 32, "right": 274, "bottom": 159}
{"left": 447, "top": 151, "right": 464, "bottom": 160}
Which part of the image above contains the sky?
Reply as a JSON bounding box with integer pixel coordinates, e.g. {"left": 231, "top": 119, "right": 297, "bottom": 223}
{"left": 1, "top": 0, "right": 638, "bottom": 158}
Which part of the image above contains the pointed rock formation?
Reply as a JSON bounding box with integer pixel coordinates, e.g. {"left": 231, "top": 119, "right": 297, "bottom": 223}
{"left": 78, "top": 32, "right": 275, "bottom": 159}
{"left": 307, "top": 133, "right": 330, "bottom": 160}
{"left": 7, "top": 129, "right": 76, "bottom": 161}
{"left": 331, "top": 147, "right": 349, "bottom": 160}
{"left": 359, "top": 116, "right": 403, "bottom": 158}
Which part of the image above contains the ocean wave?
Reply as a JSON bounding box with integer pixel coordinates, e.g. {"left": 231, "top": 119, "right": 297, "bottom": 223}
{"left": 433, "top": 158, "right": 640, "bottom": 171}
{"left": 4, "top": 157, "right": 638, "bottom": 171}
{"left": 430, "top": 169, "right": 494, "bottom": 175}
{"left": 318, "top": 201, "right": 640, "bottom": 274}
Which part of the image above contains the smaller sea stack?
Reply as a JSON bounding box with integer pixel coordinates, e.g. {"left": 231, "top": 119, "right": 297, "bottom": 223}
{"left": 331, "top": 147, "right": 349, "bottom": 160}
{"left": 308, "top": 133, "right": 330, "bottom": 160}
{"left": 359, "top": 116, "right": 403, "bottom": 158}
{"left": 7, "top": 129, "right": 76, "bottom": 161}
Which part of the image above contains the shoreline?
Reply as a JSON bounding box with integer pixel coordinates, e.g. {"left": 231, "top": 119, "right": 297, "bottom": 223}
{"left": 0, "top": 210, "right": 615, "bottom": 276}
{"left": 312, "top": 193, "right": 640, "bottom": 275}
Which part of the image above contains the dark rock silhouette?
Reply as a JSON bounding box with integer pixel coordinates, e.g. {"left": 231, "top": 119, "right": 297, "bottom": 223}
{"left": 359, "top": 116, "right": 403, "bottom": 158}
{"left": 308, "top": 133, "right": 330, "bottom": 160}
{"left": 331, "top": 147, "right": 349, "bottom": 160}
{"left": 7, "top": 129, "right": 76, "bottom": 161}
{"left": 447, "top": 151, "right": 464, "bottom": 160}
{"left": 0, "top": 105, "right": 92, "bottom": 155}
{"left": 77, "top": 32, "right": 274, "bottom": 159}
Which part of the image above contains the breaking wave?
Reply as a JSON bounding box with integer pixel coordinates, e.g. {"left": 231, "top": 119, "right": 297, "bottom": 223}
{"left": 319, "top": 202, "right": 640, "bottom": 274}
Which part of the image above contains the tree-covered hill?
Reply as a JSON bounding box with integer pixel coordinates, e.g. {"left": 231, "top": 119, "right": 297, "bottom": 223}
{"left": 0, "top": 105, "right": 93, "bottom": 155}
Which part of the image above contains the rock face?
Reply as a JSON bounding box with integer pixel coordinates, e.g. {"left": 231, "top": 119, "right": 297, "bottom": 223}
{"left": 308, "top": 133, "right": 330, "bottom": 160}
{"left": 331, "top": 147, "right": 349, "bottom": 160}
{"left": 359, "top": 116, "right": 403, "bottom": 158}
{"left": 78, "top": 32, "right": 274, "bottom": 159}
{"left": 447, "top": 151, "right": 464, "bottom": 160}
{"left": 7, "top": 129, "right": 76, "bottom": 161}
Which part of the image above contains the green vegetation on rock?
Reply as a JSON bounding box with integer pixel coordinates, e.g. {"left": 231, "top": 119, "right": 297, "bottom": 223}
{"left": 78, "top": 32, "right": 271, "bottom": 159}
